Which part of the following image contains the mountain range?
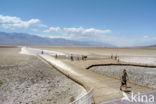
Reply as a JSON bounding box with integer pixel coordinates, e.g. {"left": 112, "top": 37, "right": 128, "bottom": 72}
{"left": 0, "top": 32, "right": 114, "bottom": 47}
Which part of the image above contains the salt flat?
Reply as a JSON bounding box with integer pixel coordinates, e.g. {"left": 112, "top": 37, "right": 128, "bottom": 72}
{"left": 34, "top": 46, "right": 156, "bottom": 57}
{"left": 2, "top": 47, "right": 155, "bottom": 104}
{"left": 0, "top": 47, "right": 86, "bottom": 104}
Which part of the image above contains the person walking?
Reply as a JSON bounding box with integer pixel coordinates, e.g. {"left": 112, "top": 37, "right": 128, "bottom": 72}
{"left": 120, "top": 69, "right": 129, "bottom": 91}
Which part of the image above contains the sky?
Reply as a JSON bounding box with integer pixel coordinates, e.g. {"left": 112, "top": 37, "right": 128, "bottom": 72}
{"left": 0, "top": 0, "right": 156, "bottom": 46}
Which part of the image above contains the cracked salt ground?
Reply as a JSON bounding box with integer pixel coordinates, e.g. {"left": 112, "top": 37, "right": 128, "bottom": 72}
{"left": 0, "top": 47, "right": 86, "bottom": 104}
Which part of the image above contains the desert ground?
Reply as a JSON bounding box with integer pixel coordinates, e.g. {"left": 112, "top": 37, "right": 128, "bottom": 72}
{"left": 1, "top": 46, "right": 156, "bottom": 104}
{"left": 34, "top": 46, "right": 156, "bottom": 56}
{"left": 0, "top": 47, "right": 86, "bottom": 104}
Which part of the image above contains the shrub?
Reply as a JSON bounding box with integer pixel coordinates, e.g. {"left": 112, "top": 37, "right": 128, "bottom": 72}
{"left": 0, "top": 80, "right": 3, "bottom": 84}
{"left": 70, "top": 96, "right": 75, "bottom": 103}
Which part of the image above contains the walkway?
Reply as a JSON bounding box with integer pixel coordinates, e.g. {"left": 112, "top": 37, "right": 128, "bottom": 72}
{"left": 40, "top": 54, "right": 153, "bottom": 104}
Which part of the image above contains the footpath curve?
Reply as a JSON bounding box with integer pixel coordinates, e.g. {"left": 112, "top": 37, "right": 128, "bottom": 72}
{"left": 21, "top": 47, "right": 154, "bottom": 104}
{"left": 40, "top": 54, "right": 153, "bottom": 103}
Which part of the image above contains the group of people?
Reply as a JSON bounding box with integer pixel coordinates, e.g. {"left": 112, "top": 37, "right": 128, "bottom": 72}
{"left": 111, "top": 55, "right": 120, "bottom": 62}
{"left": 70, "top": 54, "right": 87, "bottom": 61}
{"left": 53, "top": 54, "right": 88, "bottom": 61}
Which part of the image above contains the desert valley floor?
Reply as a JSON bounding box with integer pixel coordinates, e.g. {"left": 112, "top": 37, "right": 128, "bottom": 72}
{"left": 0, "top": 46, "right": 156, "bottom": 104}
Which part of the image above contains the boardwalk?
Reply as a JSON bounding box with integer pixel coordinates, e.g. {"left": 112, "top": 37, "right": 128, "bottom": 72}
{"left": 40, "top": 54, "right": 154, "bottom": 104}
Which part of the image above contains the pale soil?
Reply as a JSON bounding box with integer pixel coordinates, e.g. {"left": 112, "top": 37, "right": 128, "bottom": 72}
{"left": 119, "top": 56, "right": 156, "bottom": 65}
{"left": 0, "top": 48, "right": 86, "bottom": 104}
{"left": 0, "top": 47, "right": 29, "bottom": 65}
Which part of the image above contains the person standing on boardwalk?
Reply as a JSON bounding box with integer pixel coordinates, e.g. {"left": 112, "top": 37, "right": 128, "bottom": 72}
{"left": 120, "top": 69, "right": 129, "bottom": 91}
{"left": 82, "top": 55, "right": 85, "bottom": 61}
{"left": 55, "top": 54, "right": 58, "bottom": 59}
{"left": 41, "top": 50, "right": 44, "bottom": 54}
{"left": 70, "top": 54, "right": 74, "bottom": 61}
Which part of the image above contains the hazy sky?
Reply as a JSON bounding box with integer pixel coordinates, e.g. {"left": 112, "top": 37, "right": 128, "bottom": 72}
{"left": 0, "top": 0, "right": 156, "bottom": 46}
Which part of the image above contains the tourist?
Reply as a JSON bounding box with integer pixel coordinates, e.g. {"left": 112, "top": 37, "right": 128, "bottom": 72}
{"left": 77, "top": 56, "right": 79, "bottom": 61}
{"left": 120, "top": 69, "right": 129, "bottom": 91}
{"left": 82, "top": 55, "right": 84, "bottom": 60}
{"left": 55, "top": 54, "right": 58, "bottom": 59}
{"left": 71, "top": 54, "right": 74, "bottom": 61}
{"left": 41, "top": 50, "right": 44, "bottom": 54}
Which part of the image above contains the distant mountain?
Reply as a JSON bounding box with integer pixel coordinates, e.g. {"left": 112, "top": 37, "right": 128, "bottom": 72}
{"left": 0, "top": 32, "right": 114, "bottom": 47}
{"left": 145, "top": 45, "right": 156, "bottom": 48}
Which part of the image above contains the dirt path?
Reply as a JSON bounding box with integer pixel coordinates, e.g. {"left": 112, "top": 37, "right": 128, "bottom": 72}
{"left": 40, "top": 54, "right": 153, "bottom": 103}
